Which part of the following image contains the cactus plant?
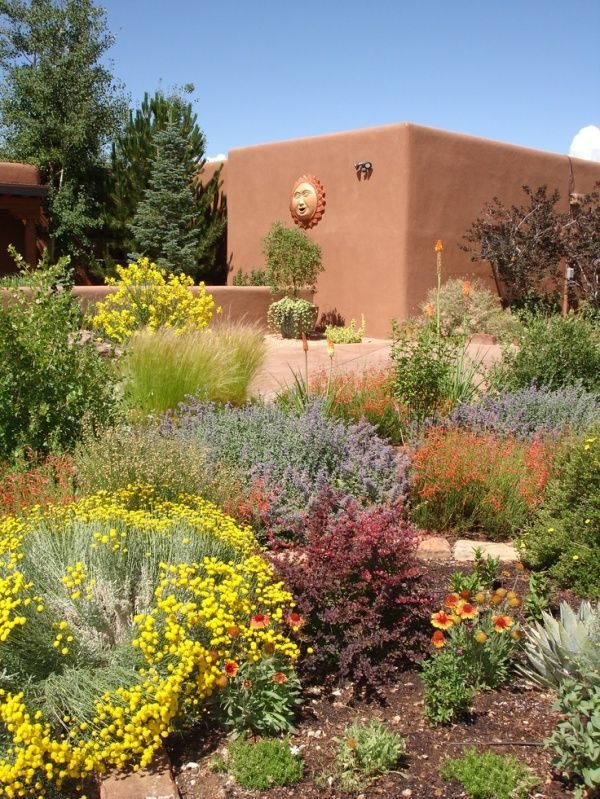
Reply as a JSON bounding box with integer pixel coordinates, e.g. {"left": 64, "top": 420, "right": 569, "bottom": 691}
{"left": 519, "top": 601, "right": 600, "bottom": 689}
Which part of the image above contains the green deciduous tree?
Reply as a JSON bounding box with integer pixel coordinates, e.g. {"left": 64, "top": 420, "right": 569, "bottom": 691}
{"left": 106, "top": 87, "right": 226, "bottom": 282}
{"left": 0, "top": 0, "right": 126, "bottom": 265}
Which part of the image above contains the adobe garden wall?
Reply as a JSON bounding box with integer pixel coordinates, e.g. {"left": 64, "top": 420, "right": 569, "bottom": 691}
{"left": 210, "top": 123, "right": 600, "bottom": 338}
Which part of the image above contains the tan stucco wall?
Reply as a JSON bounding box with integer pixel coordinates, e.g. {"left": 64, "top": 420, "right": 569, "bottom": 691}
{"left": 73, "top": 285, "right": 312, "bottom": 330}
{"left": 221, "top": 123, "right": 600, "bottom": 338}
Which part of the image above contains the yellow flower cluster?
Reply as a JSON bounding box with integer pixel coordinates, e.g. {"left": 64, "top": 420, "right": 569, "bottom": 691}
{"left": 0, "top": 486, "right": 298, "bottom": 796}
{"left": 89, "top": 258, "right": 221, "bottom": 343}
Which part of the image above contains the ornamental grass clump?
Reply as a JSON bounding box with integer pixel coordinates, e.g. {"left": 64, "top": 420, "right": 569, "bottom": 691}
{"left": 121, "top": 322, "right": 266, "bottom": 415}
{"left": 0, "top": 485, "right": 300, "bottom": 797}
{"left": 447, "top": 384, "right": 600, "bottom": 441}
{"left": 90, "top": 257, "right": 219, "bottom": 343}
{"left": 410, "top": 426, "right": 555, "bottom": 540}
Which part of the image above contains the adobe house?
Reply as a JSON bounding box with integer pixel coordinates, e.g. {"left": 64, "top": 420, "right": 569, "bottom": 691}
{"left": 0, "top": 162, "right": 47, "bottom": 275}
{"left": 203, "top": 123, "right": 600, "bottom": 338}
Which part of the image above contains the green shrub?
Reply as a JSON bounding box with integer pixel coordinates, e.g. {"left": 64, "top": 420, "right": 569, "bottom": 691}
{"left": 518, "top": 427, "right": 600, "bottom": 597}
{"left": 420, "top": 278, "right": 521, "bottom": 341}
{"left": 90, "top": 257, "right": 218, "bottom": 343}
{"left": 0, "top": 250, "right": 116, "bottom": 460}
{"left": 120, "top": 322, "right": 265, "bottom": 415}
{"left": 73, "top": 423, "right": 242, "bottom": 508}
{"left": 546, "top": 669, "right": 600, "bottom": 797}
{"left": 267, "top": 296, "right": 317, "bottom": 338}
{"left": 441, "top": 748, "right": 539, "bottom": 799}
{"left": 391, "top": 322, "right": 483, "bottom": 426}
{"left": 262, "top": 220, "right": 323, "bottom": 296}
{"left": 421, "top": 650, "right": 476, "bottom": 726}
{"left": 325, "top": 315, "right": 365, "bottom": 343}
{"left": 490, "top": 312, "right": 600, "bottom": 392}
{"left": 232, "top": 268, "right": 268, "bottom": 285}
{"left": 227, "top": 737, "right": 304, "bottom": 790}
{"left": 327, "top": 719, "right": 406, "bottom": 793}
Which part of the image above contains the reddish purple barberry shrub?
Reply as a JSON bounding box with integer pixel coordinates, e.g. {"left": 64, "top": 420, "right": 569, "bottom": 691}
{"left": 268, "top": 488, "right": 432, "bottom": 690}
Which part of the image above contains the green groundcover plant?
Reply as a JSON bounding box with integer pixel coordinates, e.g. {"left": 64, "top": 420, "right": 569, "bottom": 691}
{"left": 324, "top": 719, "right": 406, "bottom": 793}
{"left": 0, "top": 250, "right": 116, "bottom": 460}
{"left": 224, "top": 737, "right": 304, "bottom": 790}
{"left": 546, "top": 669, "right": 600, "bottom": 797}
{"left": 441, "top": 748, "right": 539, "bottom": 799}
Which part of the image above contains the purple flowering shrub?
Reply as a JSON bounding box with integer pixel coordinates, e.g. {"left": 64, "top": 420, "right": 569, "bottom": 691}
{"left": 165, "top": 400, "right": 409, "bottom": 539}
{"left": 446, "top": 384, "right": 599, "bottom": 440}
{"left": 266, "top": 487, "right": 432, "bottom": 689}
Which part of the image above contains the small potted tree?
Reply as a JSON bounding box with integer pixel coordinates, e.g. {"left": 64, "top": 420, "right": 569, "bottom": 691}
{"left": 263, "top": 221, "right": 323, "bottom": 338}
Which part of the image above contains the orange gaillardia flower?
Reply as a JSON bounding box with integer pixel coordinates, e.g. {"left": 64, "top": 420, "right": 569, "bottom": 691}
{"left": 511, "top": 629, "right": 522, "bottom": 641}
{"left": 227, "top": 625, "right": 241, "bottom": 637}
{"left": 474, "top": 592, "right": 486, "bottom": 605}
{"left": 474, "top": 630, "right": 488, "bottom": 644}
{"left": 431, "top": 610, "right": 454, "bottom": 630}
{"left": 272, "top": 672, "right": 287, "bottom": 684}
{"left": 224, "top": 660, "right": 239, "bottom": 677}
{"left": 459, "top": 590, "right": 471, "bottom": 600}
{"left": 215, "top": 674, "right": 228, "bottom": 689}
{"left": 495, "top": 588, "right": 508, "bottom": 598}
{"left": 444, "top": 593, "right": 460, "bottom": 608}
{"left": 492, "top": 615, "right": 514, "bottom": 633}
{"left": 457, "top": 601, "right": 478, "bottom": 620}
{"left": 250, "top": 613, "right": 270, "bottom": 630}
{"left": 508, "top": 596, "right": 521, "bottom": 608}
{"left": 515, "top": 562, "right": 525, "bottom": 571}
{"left": 287, "top": 611, "right": 305, "bottom": 629}
{"left": 431, "top": 630, "right": 446, "bottom": 648}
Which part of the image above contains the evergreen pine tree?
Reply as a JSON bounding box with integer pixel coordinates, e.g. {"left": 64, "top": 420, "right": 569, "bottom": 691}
{"left": 106, "top": 87, "right": 226, "bottom": 281}
{"left": 129, "top": 121, "right": 201, "bottom": 273}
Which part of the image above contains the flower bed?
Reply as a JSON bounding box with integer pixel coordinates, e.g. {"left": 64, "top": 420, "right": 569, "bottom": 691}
{"left": 0, "top": 486, "right": 300, "bottom": 796}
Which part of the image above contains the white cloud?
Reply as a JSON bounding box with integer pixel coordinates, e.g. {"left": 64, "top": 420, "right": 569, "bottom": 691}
{"left": 206, "top": 153, "right": 227, "bottom": 162}
{"left": 569, "top": 125, "right": 600, "bottom": 161}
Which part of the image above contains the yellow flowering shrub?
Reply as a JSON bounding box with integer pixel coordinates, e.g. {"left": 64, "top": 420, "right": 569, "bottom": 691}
{"left": 90, "top": 258, "right": 221, "bottom": 343}
{"left": 0, "top": 486, "right": 299, "bottom": 797}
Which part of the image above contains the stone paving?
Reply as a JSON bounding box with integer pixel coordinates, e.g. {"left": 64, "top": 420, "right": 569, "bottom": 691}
{"left": 250, "top": 333, "right": 502, "bottom": 400}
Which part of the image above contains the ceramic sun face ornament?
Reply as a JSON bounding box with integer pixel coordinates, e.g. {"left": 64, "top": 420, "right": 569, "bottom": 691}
{"left": 289, "top": 175, "right": 326, "bottom": 229}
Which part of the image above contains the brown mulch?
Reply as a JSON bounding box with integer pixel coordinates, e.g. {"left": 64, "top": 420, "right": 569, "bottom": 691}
{"left": 168, "top": 561, "right": 584, "bottom": 799}
{"left": 170, "top": 674, "right": 571, "bottom": 799}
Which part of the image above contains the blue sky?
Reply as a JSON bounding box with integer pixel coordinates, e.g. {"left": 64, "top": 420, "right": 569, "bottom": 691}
{"left": 101, "top": 0, "right": 600, "bottom": 159}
